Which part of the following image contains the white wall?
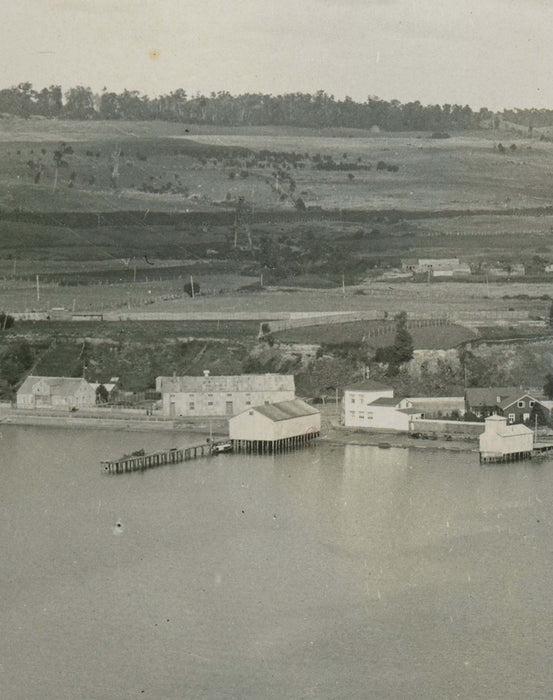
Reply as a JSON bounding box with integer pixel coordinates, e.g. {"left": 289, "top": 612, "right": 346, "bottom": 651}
{"left": 229, "top": 410, "right": 321, "bottom": 441}
{"left": 162, "top": 388, "right": 295, "bottom": 417}
{"left": 345, "top": 405, "right": 421, "bottom": 431}
{"left": 343, "top": 388, "right": 394, "bottom": 427}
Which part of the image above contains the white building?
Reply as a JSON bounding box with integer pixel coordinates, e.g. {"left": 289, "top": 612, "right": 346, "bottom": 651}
{"left": 344, "top": 382, "right": 424, "bottom": 431}
{"left": 229, "top": 399, "right": 321, "bottom": 453}
{"left": 156, "top": 372, "right": 295, "bottom": 417}
{"left": 17, "top": 376, "right": 96, "bottom": 409}
{"left": 403, "top": 258, "right": 471, "bottom": 278}
{"left": 343, "top": 380, "right": 394, "bottom": 425}
{"left": 479, "top": 415, "right": 533, "bottom": 463}
{"left": 348, "top": 396, "right": 422, "bottom": 431}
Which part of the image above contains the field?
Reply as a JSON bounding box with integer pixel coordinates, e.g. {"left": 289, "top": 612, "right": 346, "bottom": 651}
{"left": 1, "top": 116, "right": 553, "bottom": 395}
{"left": 273, "top": 321, "right": 477, "bottom": 349}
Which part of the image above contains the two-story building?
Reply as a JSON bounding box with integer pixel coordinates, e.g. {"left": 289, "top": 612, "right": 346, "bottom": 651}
{"left": 465, "top": 387, "right": 552, "bottom": 424}
{"left": 156, "top": 372, "right": 295, "bottom": 417}
{"left": 501, "top": 393, "right": 553, "bottom": 425}
{"left": 343, "top": 382, "right": 423, "bottom": 431}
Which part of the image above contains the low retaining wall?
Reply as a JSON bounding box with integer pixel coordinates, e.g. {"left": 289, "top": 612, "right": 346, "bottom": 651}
{"left": 409, "top": 418, "right": 485, "bottom": 438}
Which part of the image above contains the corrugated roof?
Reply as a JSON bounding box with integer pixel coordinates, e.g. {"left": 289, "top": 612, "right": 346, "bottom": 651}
{"left": 157, "top": 373, "right": 295, "bottom": 393}
{"left": 249, "top": 399, "right": 320, "bottom": 422}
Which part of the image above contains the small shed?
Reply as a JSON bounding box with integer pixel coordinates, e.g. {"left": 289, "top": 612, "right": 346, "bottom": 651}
{"left": 229, "top": 399, "right": 321, "bottom": 454}
{"left": 479, "top": 415, "right": 533, "bottom": 463}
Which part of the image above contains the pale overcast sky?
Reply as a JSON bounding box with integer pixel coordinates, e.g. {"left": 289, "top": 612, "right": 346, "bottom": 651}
{"left": 2, "top": 0, "right": 552, "bottom": 110}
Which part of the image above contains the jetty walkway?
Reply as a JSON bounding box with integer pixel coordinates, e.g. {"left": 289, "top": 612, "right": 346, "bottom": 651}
{"left": 102, "top": 443, "right": 213, "bottom": 474}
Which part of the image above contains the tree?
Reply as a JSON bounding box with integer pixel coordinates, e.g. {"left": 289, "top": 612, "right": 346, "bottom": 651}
{"left": 543, "top": 373, "right": 553, "bottom": 399}
{"left": 373, "top": 311, "right": 414, "bottom": 376}
{"left": 184, "top": 279, "right": 200, "bottom": 297}
{"left": 63, "top": 86, "right": 96, "bottom": 119}
{"left": 96, "top": 384, "right": 109, "bottom": 404}
{"left": 529, "top": 403, "right": 549, "bottom": 427}
{"left": 0, "top": 312, "right": 14, "bottom": 330}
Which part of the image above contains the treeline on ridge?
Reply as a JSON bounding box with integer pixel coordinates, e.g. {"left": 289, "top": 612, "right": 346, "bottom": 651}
{"left": 0, "top": 83, "right": 495, "bottom": 131}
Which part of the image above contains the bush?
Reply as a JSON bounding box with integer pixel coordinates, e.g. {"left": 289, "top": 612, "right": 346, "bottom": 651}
{"left": 0, "top": 312, "right": 14, "bottom": 330}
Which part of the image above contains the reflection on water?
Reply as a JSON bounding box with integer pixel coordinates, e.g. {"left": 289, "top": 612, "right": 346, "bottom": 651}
{"left": 2, "top": 426, "right": 553, "bottom": 699}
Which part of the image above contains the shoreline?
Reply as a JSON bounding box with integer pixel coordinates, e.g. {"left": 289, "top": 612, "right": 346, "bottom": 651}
{"left": 1, "top": 407, "right": 478, "bottom": 452}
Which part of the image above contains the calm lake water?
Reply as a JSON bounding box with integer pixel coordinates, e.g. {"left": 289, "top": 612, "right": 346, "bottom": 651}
{"left": 2, "top": 425, "right": 553, "bottom": 699}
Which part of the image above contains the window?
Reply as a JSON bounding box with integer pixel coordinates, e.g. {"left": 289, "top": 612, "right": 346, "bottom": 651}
{"left": 350, "top": 395, "right": 355, "bottom": 404}
{"left": 358, "top": 413, "right": 364, "bottom": 421}
{"left": 366, "top": 412, "right": 373, "bottom": 420}
{"left": 518, "top": 401, "right": 524, "bottom": 408}
{"left": 189, "top": 402, "right": 195, "bottom": 410}
{"left": 245, "top": 401, "right": 251, "bottom": 406}
{"left": 349, "top": 411, "right": 355, "bottom": 420}
{"left": 529, "top": 401, "right": 535, "bottom": 407}
{"left": 508, "top": 413, "right": 515, "bottom": 424}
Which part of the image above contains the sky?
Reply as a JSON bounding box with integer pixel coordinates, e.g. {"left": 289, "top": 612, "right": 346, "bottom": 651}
{"left": 1, "top": 0, "right": 552, "bottom": 110}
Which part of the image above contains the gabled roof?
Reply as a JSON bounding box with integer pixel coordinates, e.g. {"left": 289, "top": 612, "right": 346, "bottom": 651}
{"left": 157, "top": 373, "right": 295, "bottom": 393}
{"left": 246, "top": 399, "right": 319, "bottom": 422}
{"left": 484, "top": 414, "right": 533, "bottom": 437}
{"left": 368, "top": 397, "right": 402, "bottom": 407}
{"left": 18, "top": 375, "right": 90, "bottom": 397}
{"left": 501, "top": 393, "right": 549, "bottom": 410}
{"left": 465, "top": 387, "right": 521, "bottom": 407}
{"left": 344, "top": 380, "right": 393, "bottom": 392}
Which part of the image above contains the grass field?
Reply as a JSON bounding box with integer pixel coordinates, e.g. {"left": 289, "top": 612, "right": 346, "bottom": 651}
{"left": 273, "top": 321, "right": 477, "bottom": 349}
{"left": 1, "top": 117, "right": 553, "bottom": 337}
{"left": 1, "top": 117, "right": 553, "bottom": 214}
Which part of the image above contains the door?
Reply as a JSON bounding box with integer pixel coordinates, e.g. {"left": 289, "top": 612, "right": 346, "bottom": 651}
{"left": 226, "top": 401, "right": 233, "bottom": 415}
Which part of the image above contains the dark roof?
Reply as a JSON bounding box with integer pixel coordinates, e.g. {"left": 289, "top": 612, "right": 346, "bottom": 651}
{"left": 344, "top": 380, "right": 393, "bottom": 392}
{"left": 501, "top": 393, "right": 549, "bottom": 410}
{"left": 465, "top": 387, "right": 521, "bottom": 407}
{"left": 158, "top": 373, "right": 295, "bottom": 393}
{"left": 369, "top": 397, "right": 401, "bottom": 407}
{"left": 250, "top": 399, "right": 320, "bottom": 422}
{"left": 398, "top": 408, "right": 424, "bottom": 415}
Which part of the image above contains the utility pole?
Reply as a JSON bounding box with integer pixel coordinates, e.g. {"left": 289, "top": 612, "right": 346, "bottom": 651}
{"left": 190, "top": 275, "right": 195, "bottom": 299}
{"left": 36, "top": 274, "right": 40, "bottom": 302}
{"left": 342, "top": 274, "right": 346, "bottom": 296}
{"left": 12, "top": 255, "right": 16, "bottom": 279}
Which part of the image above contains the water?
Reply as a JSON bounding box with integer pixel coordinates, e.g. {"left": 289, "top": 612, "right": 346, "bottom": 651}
{"left": 2, "top": 425, "right": 553, "bottom": 699}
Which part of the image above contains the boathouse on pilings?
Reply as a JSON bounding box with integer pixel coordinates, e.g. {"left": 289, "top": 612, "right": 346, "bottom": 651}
{"left": 479, "top": 414, "right": 533, "bottom": 464}
{"left": 229, "top": 399, "right": 321, "bottom": 454}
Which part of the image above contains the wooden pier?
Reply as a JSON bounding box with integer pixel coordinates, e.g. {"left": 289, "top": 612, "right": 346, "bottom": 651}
{"left": 231, "top": 431, "right": 319, "bottom": 455}
{"left": 480, "top": 442, "right": 553, "bottom": 464}
{"left": 101, "top": 443, "right": 213, "bottom": 474}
